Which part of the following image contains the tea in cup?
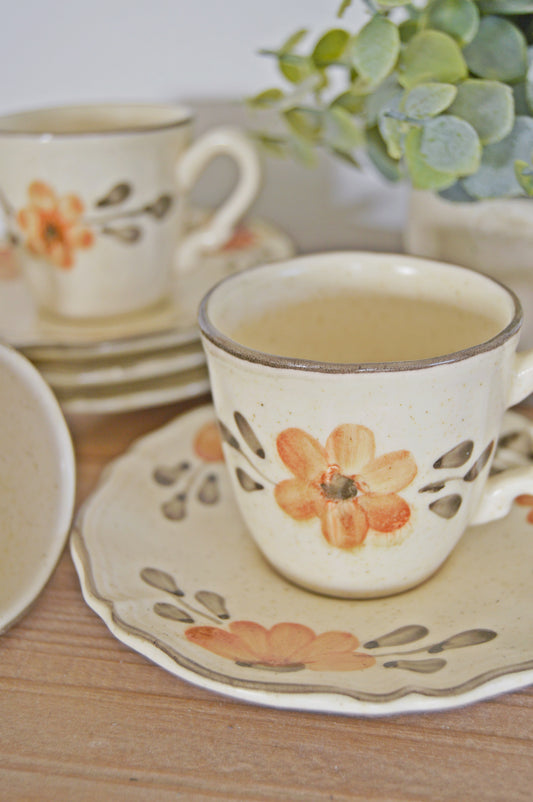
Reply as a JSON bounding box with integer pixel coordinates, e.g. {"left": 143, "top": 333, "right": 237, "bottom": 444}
{"left": 0, "top": 103, "right": 260, "bottom": 319}
{"left": 199, "top": 252, "right": 533, "bottom": 598}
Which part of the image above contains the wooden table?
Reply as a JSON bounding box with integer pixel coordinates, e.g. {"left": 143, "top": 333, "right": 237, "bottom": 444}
{"left": 2, "top": 396, "right": 533, "bottom": 801}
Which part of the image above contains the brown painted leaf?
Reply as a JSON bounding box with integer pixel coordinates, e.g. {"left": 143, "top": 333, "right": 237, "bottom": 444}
{"left": 145, "top": 194, "right": 173, "bottom": 218}
{"left": 234, "top": 411, "right": 265, "bottom": 458}
{"left": 162, "top": 493, "right": 187, "bottom": 520}
{"left": 218, "top": 420, "right": 240, "bottom": 451}
{"left": 236, "top": 468, "right": 264, "bottom": 492}
{"left": 195, "top": 590, "right": 229, "bottom": 619}
{"left": 102, "top": 224, "right": 142, "bottom": 243}
{"left": 383, "top": 658, "right": 446, "bottom": 673}
{"left": 429, "top": 494, "right": 462, "bottom": 518}
{"left": 364, "top": 625, "right": 429, "bottom": 649}
{"left": 419, "top": 480, "right": 447, "bottom": 493}
{"left": 433, "top": 440, "right": 474, "bottom": 469}
{"left": 96, "top": 182, "right": 131, "bottom": 207}
{"left": 153, "top": 602, "right": 193, "bottom": 623}
{"left": 153, "top": 461, "right": 190, "bottom": 486}
{"left": 428, "top": 629, "right": 497, "bottom": 653}
{"left": 140, "top": 567, "right": 184, "bottom": 596}
{"left": 463, "top": 442, "right": 494, "bottom": 482}
{"left": 197, "top": 474, "right": 220, "bottom": 505}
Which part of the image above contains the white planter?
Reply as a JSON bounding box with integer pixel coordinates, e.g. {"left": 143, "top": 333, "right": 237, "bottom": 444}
{"left": 405, "top": 191, "right": 533, "bottom": 348}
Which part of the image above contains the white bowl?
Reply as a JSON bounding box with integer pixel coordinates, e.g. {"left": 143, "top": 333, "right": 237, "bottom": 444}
{"left": 0, "top": 343, "right": 75, "bottom": 632}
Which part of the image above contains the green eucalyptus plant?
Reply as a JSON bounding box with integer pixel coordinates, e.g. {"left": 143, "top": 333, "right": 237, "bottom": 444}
{"left": 248, "top": 0, "right": 533, "bottom": 201}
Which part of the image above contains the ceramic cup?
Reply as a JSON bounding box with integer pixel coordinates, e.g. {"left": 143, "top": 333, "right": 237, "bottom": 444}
{"left": 0, "top": 103, "right": 260, "bottom": 319}
{"left": 199, "top": 252, "right": 533, "bottom": 598}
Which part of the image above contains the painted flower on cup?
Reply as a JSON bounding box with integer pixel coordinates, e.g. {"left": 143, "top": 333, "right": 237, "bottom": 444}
{"left": 516, "top": 494, "right": 533, "bottom": 524}
{"left": 185, "top": 620, "right": 376, "bottom": 672}
{"left": 17, "top": 181, "right": 94, "bottom": 269}
{"left": 274, "top": 424, "right": 417, "bottom": 549}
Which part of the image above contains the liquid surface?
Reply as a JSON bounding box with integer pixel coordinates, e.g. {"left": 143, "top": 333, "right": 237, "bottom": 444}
{"left": 228, "top": 293, "right": 502, "bottom": 363}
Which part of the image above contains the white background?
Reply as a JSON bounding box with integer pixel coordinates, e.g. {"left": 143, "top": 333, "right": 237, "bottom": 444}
{"left": 0, "top": 0, "right": 407, "bottom": 251}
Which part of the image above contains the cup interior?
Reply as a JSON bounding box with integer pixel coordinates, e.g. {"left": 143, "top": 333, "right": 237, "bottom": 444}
{"left": 0, "top": 103, "right": 192, "bottom": 136}
{"left": 199, "top": 252, "right": 521, "bottom": 370}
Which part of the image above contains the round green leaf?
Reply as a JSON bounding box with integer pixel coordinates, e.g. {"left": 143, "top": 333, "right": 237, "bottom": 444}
{"left": 463, "top": 116, "right": 533, "bottom": 198}
{"left": 312, "top": 29, "right": 349, "bottom": 67}
{"left": 324, "top": 107, "right": 364, "bottom": 153}
{"left": 515, "top": 160, "right": 533, "bottom": 195}
{"left": 366, "top": 126, "right": 402, "bottom": 182}
{"left": 350, "top": 16, "right": 400, "bottom": 86}
{"left": 404, "top": 128, "right": 457, "bottom": 190}
{"left": 420, "top": 115, "right": 481, "bottom": 175}
{"left": 247, "top": 88, "right": 285, "bottom": 108}
{"left": 364, "top": 76, "right": 403, "bottom": 127}
{"left": 424, "top": 0, "right": 479, "bottom": 47}
{"left": 399, "top": 31, "right": 468, "bottom": 90}
{"left": 280, "top": 29, "right": 308, "bottom": 53}
{"left": 463, "top": 17, "right": 527, "bottom": 83}
{"left": 449, "top": 80, "right": 514, "bottom": 145}
{"left": 402, "top": 83, "right": 457, "bottom": 119}
{"left": 283, "top": 107, "right": 323, "bottom": 141}
{"left": 330, "top": 90, "right": 365, "bottom": 115}
{"left": 277, "top": 54, "right": 314, "bottom": 85}
{"left": 377, "top": 92, "right": 407, "bottom": 159}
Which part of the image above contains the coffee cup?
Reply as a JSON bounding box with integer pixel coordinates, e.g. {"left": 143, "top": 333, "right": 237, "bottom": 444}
{"left": 0, "top": 103, "right": 260, "bottom": 319}
{"left": 199, "top": 252, "right": 533, "bottom": 598}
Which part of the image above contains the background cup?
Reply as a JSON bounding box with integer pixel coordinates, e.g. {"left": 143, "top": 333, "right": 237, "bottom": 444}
{"left": 0, "top": 103, "right": 260, "bottom": 319}
{"left": 199, "top": 252, "right": 533, "bottom": 599}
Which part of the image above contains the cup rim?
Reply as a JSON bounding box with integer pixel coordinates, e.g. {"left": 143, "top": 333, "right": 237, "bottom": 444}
{"left": 0, "top": 102, "right": 193, "bottom": 137}
{"left": 198, "top": 251, "right": 523, "bottom": 374}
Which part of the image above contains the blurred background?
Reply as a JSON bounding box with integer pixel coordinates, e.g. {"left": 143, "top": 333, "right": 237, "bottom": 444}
{"left": 0, "top": 0, "right": 408, "bottom": 253}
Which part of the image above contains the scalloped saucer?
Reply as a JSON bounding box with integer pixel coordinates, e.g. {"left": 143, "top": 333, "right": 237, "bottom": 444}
{"left": 71, "top": 405, "right": 533, "bottom": 716}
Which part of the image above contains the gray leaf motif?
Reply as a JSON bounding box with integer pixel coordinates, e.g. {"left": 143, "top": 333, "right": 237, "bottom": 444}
{"left": 96, "top": 182, "right": 131, "bottom": 207}
{"left": 153, "top": 461, "right": 190, "bottom": 486}
{"left": 427, "top": 629, "right": 497, "bottom": 653}
{"left": 102, "top": 224, "right": 142, "bottom": 243}
{"left": 236, "top": 467, "right": 264, "bottom": 492}
{"left": 429, "top": 494, "right": 462, "bottom": 519}
{"left": 144, "top": 194, "right": 173, "bottom": 219}
{"left": 433, "top": 440, "right": 474, "bottom": 469}
{"left": 140, "top": 567, "right": 185, "bottom": 597}
{"left": 218, "top": 420, "right": 240, "bottom": 451}
{"left": 364, "top": 625, "right": 429, "bottom": 649}
{"left": 162, "top": 493, "right": 187, "bottom": 521}
{"left": 234, "top": 412, "right": 266, "bottom": 459}
{"left": 463, "top": 442, "right": 494, "bottom": 482}
{"left": 383, "top": 658, "right": 447, "bottom": 674}
{"left": 153, "top": 602, "right": 194, "bottom": 624}
{"left": 195, "top": 591, "right": 229, "bottom": 619}
{"left": 197, "top": 474, "right": 220, "bottom": 505}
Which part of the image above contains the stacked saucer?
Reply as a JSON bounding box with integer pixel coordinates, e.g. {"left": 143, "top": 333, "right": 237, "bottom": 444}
{"left": 0, "top": 213, "right": 295, "bottom": 414}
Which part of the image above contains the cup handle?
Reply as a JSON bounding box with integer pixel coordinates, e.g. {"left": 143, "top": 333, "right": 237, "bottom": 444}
{"left": 471, "top": 349, "right": 533, "bottom": 525}
{"left": 174, "top": 127, "right": 261, "bottom": 273}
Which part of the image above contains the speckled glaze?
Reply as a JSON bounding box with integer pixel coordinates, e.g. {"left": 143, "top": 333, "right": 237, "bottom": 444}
{"left": 199, "top": 252, "right": 533, "bottom": 598}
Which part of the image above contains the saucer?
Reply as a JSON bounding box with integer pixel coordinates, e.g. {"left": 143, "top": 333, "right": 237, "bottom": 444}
{"left": 0, "top": 343, "right": 75, "bottom": 633}
{"left": 71, "top": 405, "right": 533, "bottom": 715}
{"left": 0, "top": 215, "right": 294, "bottom": 359}
{"left": 58, "top": 364, "right": 210, "bottom": 415}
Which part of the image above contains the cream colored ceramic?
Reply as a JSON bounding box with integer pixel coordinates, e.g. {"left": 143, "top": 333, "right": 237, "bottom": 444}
{"left": 59, "top": 364, "right": 210, "bottom": 415}
{"left": 0, "top": 215, "right": 294, "bottom": 358}
{"left": 70, "top": 404, "right": 533, "bottom": 716}
{"left": 36, "top": 341, "right": 206, "bottom": 389}
{"left": 199, "top": 252, "right": 533, "bottom": 599}
{"left": 0, "top": 103, "right": 260, "bottom": 318}
{"left": 405, "top": 191, "right": 533, "bottom": 349}
{"left": 0, "top": 343, "right": 75, "bottom": 632}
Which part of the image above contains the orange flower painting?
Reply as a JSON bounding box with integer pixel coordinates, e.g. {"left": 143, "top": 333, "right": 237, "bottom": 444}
{"left": 516, "top": 494, "right": 533, "bottom": 524}
{"left": 274, "top": 424, "right": 417, "bottom": 549}
{"left": 17, "top": 181, "right": 94, "bottom": 269}
{"left": 193, "top": 421, "right": 225, "bottom": 463}
{"left": 185, "top": 620, "right": 376, "bottom": 672}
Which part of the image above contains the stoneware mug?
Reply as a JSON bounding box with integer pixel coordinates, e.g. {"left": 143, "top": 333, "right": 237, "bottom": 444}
{"left": 199, "top": 252, "right": 533, "bottom": 598}
{"left": 0, "top": 103, "right": 260, "bottom": 319}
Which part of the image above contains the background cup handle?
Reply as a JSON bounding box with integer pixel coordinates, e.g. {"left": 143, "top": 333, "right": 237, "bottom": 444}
{"left": 174, "top": 126, "right": 261, "bottom": 273}
{"left": 472, "top": 349, "right": 533, "bottom": 525}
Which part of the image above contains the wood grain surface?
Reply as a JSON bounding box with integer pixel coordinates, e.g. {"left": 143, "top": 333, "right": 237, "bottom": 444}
{"left": 2, "top": 397, "right": 533, "bottom": 802}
